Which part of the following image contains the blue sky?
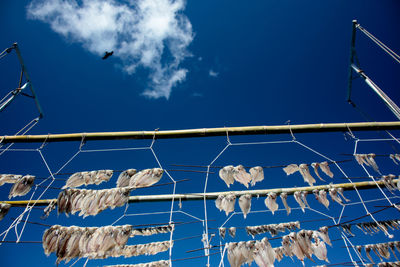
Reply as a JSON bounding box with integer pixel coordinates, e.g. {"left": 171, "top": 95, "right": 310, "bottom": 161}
{"left": 0, "top": 0, "right": 400, "bottom": 266}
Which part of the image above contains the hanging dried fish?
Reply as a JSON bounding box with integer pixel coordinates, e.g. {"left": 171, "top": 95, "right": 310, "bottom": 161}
{"left": 311, "top": 233, "right": 329, "bottom": 263}
{"left": 388, "top": 242, "right": 400, "bottom": 261}
{"left": 301, "top": 191, "right": 310, "bottom": 208}
{"left": 63, "top": 170, "right": 113, "bottom": 189}
{"left": 318, "top": 190, "right": 330, "bottom": 209}
{"left": 117, "top": 240, "right": 172, "bottom": 258}
{"left": 131, "top": 225, "right": 174, "bottom": 237}
{"left": 328, "top": 188, "right": 344, "bottom": 205}
{"left": 104, "top": 260, "right": 170, "bottom": 267}
{"left": 219, "top": 165, "right": 235, "bottom": 187}
{"left": 341, "top": 224, "right": 354, "bottom": 236}
{"left": 222, "top": 194, "right": 237, "bottom": 216}
{"left": 249, "top": 166, "right": 264, "bottom": 186}
{"left": 299, "top": 164, "right": 316, "bottom": 186}
{"left": 280, "top": 192, "right": 291, "bottom": 215}
{"left": 129, "top": 168, "right": 164, "bottom": 188}
{"left": 232, "top": 165, "right": 251, "bottom": 188}
{"left": 8, "top": 175, "right": 35, "bottom": 199}
{"left": 283, "top": 164, "right": 299, "bottom": 175}
{"left": 0, "top": 203, "right": 11, "bottom": 221}
{"left": 281, "top": 235, "right": 293, "bottom": 259}
{"left": 371, "top": 244, "right": 384, "bottom": 262}
{"left": 317, "top": 226, "right": 332, "bottom": 246}
{"left": 238, "top": 194, "right": 252, "bottom": 218}
{"left": 376, "top": 243, "right": 391, "bottom": 260}
{"left": 289, "top": 232, "right": 305, "bottom": 266}
{"left": 355, "top": 154, "right": 370, "bottom": 166}
{"left": 274, "top": 247, "right": 284, "bottom": 262}
{"left": 390, "top": 154, "right": 400, "bottom": 165}
{"left": 41, "top": 200, "right": 56, "bottom": 220}
{"left": 319, "top": 161, "right": 334, "bottom": 178}
{"left": 0, "top": 174, "right": 22, "bottom": 186}
{"left": 294, "top": 191, "right": 306, "bottom": 213}
{"left": 229, "top": 227, "right": 236, "bottom": 238}
{"left": 219, "top": 227, "right": 226, "bottom": 239}
{"left": 215, "top": 195, "right": 224, "bottom": 211}
{"left": 311, "top": 163, "right": 325, "bottom": 181}
{"left": 116, "top": 169, "right": 137, "bottom": 187}
{"left": 265, "top": 192, "right": 279, "bottom": 215}
{"left": 365, "top": 245, "right": 375, "bottom": 264}
{"left": 297, "top": 230, "right": 314, "bottom": 262}
{"left": 337, "top": 187, "right": 350, "bottom": 202}
{"left": 366, "top": 153, "right": 380, "bottom": 173}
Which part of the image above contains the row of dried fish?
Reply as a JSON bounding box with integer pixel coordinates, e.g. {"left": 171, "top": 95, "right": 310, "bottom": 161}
{"left": 42, "top": 225, "right": 173, "bottom": 264}
{"left": 131, "top": 225, "right": 174, "bottom": 237}
{"left": 43, "top": 224, "right": 133, "bottom": 263}
{"left": 0, "top": 203, "right": 11, "bottom": 221}
{"left": 380, "top": 174, "right": 400, "bottom": 192}
{"left": 369, "top": 261, "right": 400, "bottom": 267}
{"left": 57, "top": 187, "right": 132, "bottom": 217}
{"left": 355, "top": 153, "right": 380, "bottom": 173}
{"left": 116, "top": 168, "right": 164, "bottom": 188}
{"left": 340, "top": 219, "right": 400, "bottom": 236}
{"left": 104, "top": 260, "right": 170, "bottom": 267}
{"left": 356, "top": 242, "right": 400, "bottom": 264}
{"left": 219, "top": 227, "right": 237, "bottom": 239}
{"left": 283, "top": 162, "right": 333, "bottom": 186}
{"left": 63, "top": 170, "right": 113, "bottom": 189}
{"left": 215, "top": 188, "right": 350, "bottom": 218}
{"left": 0, "top": 174, "right": 35, "bottom": 199}
{"left": 227, "top": 228, "right": 331, "bottom": 267}
{"left": 219, "top": 165, "right": 264, "bottom": 188}
{"left": 246, "top": 221, "right": 301, "bottom": 238}
{"left": 115, "top": 241, "right": 172, "bottom": 258}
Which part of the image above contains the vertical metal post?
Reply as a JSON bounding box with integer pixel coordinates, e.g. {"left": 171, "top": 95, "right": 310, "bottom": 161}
{"left": 12, "top": 43, "right": 44, "bottom": 118}
{"left": 346, "top": 20, "right": 358, "bottom": 104}
{"left": 351, "top": 64, "right": 400, "bottom": 120}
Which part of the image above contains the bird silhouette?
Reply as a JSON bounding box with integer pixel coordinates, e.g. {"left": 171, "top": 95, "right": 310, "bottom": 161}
{"left": 102, "top": 51, "right": 113, "bottom": 60}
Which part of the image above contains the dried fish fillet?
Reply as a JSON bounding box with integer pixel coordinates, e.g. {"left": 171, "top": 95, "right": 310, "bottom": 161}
{"left": 41, "top": 200, "right": 56, "bottom": 220}
{"left": 337, "top": 187, "right": 350, "bottom": 202}
{"left": 355, "top": 154, "right": 369, "bottom": 166}
{"left": 249, "top": 166, "right": 264, "bottom": 186}
{"left": 283, "top": 164, "right": 299, "bottom": 175}
{"left": 319, "top": 161, "right": 334, "bottom": 178}
{"left": 280, "top": 192, "right": 291, "bottom": 215}
{"left": 299, "top": 164, "right": 316, "bottom": 186}
{"left": 329, "top": 188, "right": 344, "bottom": 205}
{"left": 63, "top": 170, "right": 113, "bottom": 189}
{"left": 366, "top": 153, "right": 380, "bottom": 173}
{"left": 311, "top": 163, "right": 325, "bottom": 181}
{"left": 0, "top": 203, "right": 11, "bottom": 221}
{"left": 238, "top": 194, "right": 252, "bottom": 218}
{"left": 229, "top": 227, "right": 236, "bottom": 238}
{"left": 129, "top": 168, "right": 164, "bottom": 188}
{"left": 301, "top": 191, "right": 310, "bottom": 208}
{"left": 9, "top": 175, "right": 35, "bottom": 199}
{"left": 318, "top": 190, "right": 330, "bottom": 209}
{"left": 221, "top": 194, "right": 236, "bottom": 216}
{"left": 312, "top": 233, "right": 329, "bottom": 263}
{"left": 215, "top": 195, "right": 224, "bottom": 211}
{"left": 294, "top": 191, "right": 306, "bottom": 213}
{"left": 265, "top": 192, "right": 279, "bottom": 215}
{"left": 219, "top": 165, "right": 235, "bottom": 187}
{"left": 318, "top": 226, "right": 332, "bottom": 246}
{"left": 103, "top": 260, "right": 170, "bottom": 267}
{"left": 232, "top": 165, "right": 251, "bottom": 188}
{"left": 0, "top": 174, "right": 22, "bottom": 186}
{"left": 116, "top": 169, "right": 137, "bottom": 187}
{"left": 365, "top": 245, "right": 375, "bottom": 264}
{"left": 219, "top": 227, "right": 226, "bottom": 239}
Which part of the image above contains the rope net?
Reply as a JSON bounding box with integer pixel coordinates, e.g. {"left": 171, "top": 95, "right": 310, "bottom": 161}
{"left": 0, "top": 126, "right": 399, "bottom": 266}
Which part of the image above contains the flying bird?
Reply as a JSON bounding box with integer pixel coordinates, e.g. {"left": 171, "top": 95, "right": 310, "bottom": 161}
{"left": 102, "top": 51, "right": 113, "bottom": 60}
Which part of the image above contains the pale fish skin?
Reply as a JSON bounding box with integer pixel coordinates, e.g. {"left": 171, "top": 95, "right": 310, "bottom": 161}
{"left": 249, "top": 166, "right": 264, "bottom": 186}
{"left": 298, "top": 164, "right": 316, "bottom": 186}
{"left": 319, "top": 161, "right": 334, "bottom": 178}
{"left": 232, "top": 165, "right": 252, "bottom": 188}
{"left": 238, "top": 194, "right": 252, "bottom": 218}
{"left": 279, "top": 192, "right": 291, "bottom": 215}
{"left": 219, "top": 165, "right": 235, "bottom": 187}
{"left": 265, "top": 192, "right": 279, "bottom": 215}
{"left": 311, "top": 163, "right": 325, "bottom": 181}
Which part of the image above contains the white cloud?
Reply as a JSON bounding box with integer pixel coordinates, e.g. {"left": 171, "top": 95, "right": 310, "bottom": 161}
{"left": 27, "top": 0, "right": 193, "bottom": 99}
{"left": 209, "top": 69, "right": 219, "bottom": 77}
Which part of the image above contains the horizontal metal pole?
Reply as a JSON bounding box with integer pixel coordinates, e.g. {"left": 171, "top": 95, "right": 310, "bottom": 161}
{"left": 1, "top": 179, "right": 395, "bottom": 206}
{"left": 1, "top": 121, "right": 400, "bottom": 144}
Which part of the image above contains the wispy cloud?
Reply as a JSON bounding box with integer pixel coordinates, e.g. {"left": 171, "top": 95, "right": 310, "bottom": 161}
{"left": 208, "top": 69, "right": 219, "bottom": 77}
{"left": 27, "top": 0, "right": 193, "bottom": 99}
